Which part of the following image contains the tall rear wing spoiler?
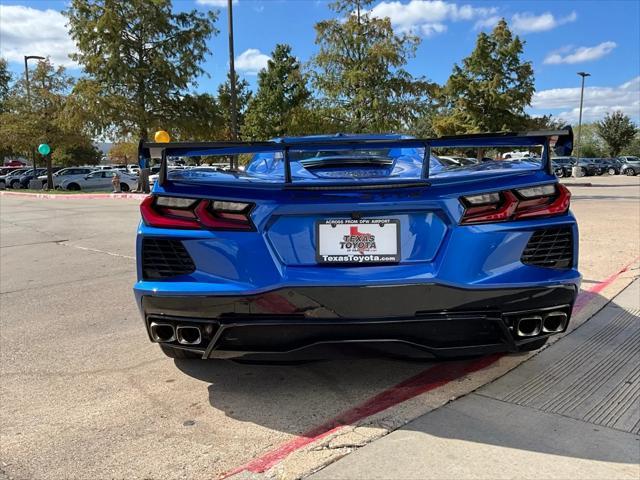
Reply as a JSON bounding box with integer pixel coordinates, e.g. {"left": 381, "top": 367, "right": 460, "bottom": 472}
{"left": 139, "top": 127, "right": 573, "bottom": 188}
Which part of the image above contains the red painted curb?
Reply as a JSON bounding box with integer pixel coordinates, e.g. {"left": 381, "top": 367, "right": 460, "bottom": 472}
{"left": 0, "top": 191, "right": 146, "bottom": 200}
{"left": 222, "top": 258, "right": 639, "bottom": 478}
{"left": 223, "top": 354, "right": 500, "bottom": 477}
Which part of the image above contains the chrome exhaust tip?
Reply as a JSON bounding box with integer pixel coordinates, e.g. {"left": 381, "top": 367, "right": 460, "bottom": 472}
{"left": 516, "top": 316, "right": 542, "bottom": 337}
{"left": 150, "top": 322, "right": 176, "bottom": 343}
{"left": 176, "top": 325, "right": 202, "bottom": 345}
{"left": 542, "top": 312, "right": 568, "bottom": 333}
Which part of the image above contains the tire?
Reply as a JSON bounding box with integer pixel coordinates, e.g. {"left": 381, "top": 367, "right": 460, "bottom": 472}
{"left": 555, "top": 169, "right": 564, "bottom": 178}
{"left": 159, "top": 344, "right": 202, "bottom": 359}
{"left": 608, "top": 168, "right": 617, "bottom": 176}
{"left": 625, "top": 168, "right": 636, "bottom": 176}
{"left": 580, "top": 167, "right": 587, "bottom": 176}
{"left": 10, "top": 180, "right": 21, "bottom": 189}
{"left": 66, "top": 183, "right": 81, "bottom": 191}
{"left": 517, "top": 338, "right": 548, "bottom": 352}
{"left": 120, "top": 183, "right": 130, "bottom": 192}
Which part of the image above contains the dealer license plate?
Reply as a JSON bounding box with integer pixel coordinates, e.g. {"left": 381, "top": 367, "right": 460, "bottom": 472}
{"left": 316, "top": 219, "right": 400, "bottom": 264}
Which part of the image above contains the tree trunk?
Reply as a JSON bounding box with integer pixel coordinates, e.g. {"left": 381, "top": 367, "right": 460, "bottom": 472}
{"left": 46, "top": 154, "right": 53, "bottom": 190}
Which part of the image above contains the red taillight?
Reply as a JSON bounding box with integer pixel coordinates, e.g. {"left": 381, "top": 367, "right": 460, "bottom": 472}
{"left": 460, "top": 184, "right": 570, "bottom": 225}
{"left": 140, "top": 196, "right": 254, "bottom": 230}
{"left": 513, "top": 183, "right": 571, "bottom": 220}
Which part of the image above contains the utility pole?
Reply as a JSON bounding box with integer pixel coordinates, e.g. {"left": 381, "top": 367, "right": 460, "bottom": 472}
{"left": 24, "top": 55, "right": 45, "bottom": 178}
{"left": 227, "top": 0, "right": 239, "bottom": 170}
{"left": 575, "top": 72, "right": 591, "bottom": 162}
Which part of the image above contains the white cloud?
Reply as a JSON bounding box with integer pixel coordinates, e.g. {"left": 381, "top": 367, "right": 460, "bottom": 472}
{"left": 235, "top": 48, "right": 270, "bottom": 75}
{"left": 196, "top": 0, "right": 238, "bottom": 6}
{"left": 531, "top": 77, "right": 640, "bottom": 122}
{"left": 511, "top": 11, "right": 577, "bottom": 34}
{"left": 544, "top": 42, "right": 617, "bottom": 65}
{"left": 0, "top": 5, "right": 77, "bottom": 67}
{"left": 474, "top": 15, "right": 501, "bottom": 30}
{"left": 369, "top": 0, "right": 497, "bottom": 37}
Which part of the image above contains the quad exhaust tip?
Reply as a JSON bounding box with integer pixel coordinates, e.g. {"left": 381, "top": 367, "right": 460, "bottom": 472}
{"left": 543, "top": 311, "right": 568, "bottom": 333}
{"left": 176, "top": 325, "right": 202, "bottom": 345}
{"left": 516, "top": 316, "right": 542, "bottom": 337}
{"left": 150, "top": 322, "right": 176, "bottom": 343}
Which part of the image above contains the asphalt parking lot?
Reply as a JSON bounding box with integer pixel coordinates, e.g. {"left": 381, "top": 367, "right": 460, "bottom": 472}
{"left": 1, "top": 174, "right": 639, "bottom": 480}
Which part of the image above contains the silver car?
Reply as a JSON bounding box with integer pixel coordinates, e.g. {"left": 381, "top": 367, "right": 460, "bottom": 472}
{"left": 38, "top": 167, "right": 95, "bottom": 189}
{"left": 59, "top": 170, "right": 138, "bottom": 191}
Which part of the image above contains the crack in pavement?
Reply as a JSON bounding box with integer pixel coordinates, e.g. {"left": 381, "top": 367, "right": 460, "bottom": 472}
{"left": 1, "top": 239, "right": 69, "bottom": 249}
{"left": 56, "top": 241, "right": 135, "bottom": 260}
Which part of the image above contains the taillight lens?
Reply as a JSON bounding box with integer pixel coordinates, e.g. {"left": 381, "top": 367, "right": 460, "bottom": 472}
{"left": 140, "top": 196, "right": 254, "bottom": 230}
{"left": 460, "top": 184, "right": 570, "bottom": 224}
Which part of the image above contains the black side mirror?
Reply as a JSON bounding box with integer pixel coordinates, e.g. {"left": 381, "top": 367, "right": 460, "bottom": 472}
{"left": 553, "top": 125, "right": 574, "bottom": 157}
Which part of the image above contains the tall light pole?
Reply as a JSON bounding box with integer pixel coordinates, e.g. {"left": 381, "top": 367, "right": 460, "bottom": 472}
{"left": 24, "top": 55, "right": 45, "bottom": 177}
{"left": 227, "top": 0, "right": 238, "bottom": 147}
{"left": 575, "top": 71, "right": 591, "bottom": 161}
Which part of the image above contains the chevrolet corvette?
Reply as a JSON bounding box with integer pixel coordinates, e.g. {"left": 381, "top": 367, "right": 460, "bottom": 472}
{"left": 134, "top": 130, "right": 580, "bottom": 360}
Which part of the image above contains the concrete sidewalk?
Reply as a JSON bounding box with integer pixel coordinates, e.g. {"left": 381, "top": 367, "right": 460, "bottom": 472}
{"left": 312, "top": 280, "right": 640, "bottom": 480}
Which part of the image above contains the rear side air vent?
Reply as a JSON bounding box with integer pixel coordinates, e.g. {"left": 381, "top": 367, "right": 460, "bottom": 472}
{"left": 521, "top": 227, "right": 573, "bottom": 269}
{"left": 142, "top": 239, "right": 195, "bottom": 279}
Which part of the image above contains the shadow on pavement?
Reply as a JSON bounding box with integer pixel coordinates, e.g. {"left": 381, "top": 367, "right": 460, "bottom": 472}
{"left": 176, "top": 289, "right": 638, "bottom": 467}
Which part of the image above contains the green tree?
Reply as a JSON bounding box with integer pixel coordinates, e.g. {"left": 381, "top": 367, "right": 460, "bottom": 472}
{"left": 434, "top": 19, "right": 534, "bottom": 136}
{"left": 65, "top": 0, "right": 218, "bottom": 139}
{"left": 0, "top": 58, "right": 11, "bottom": 112}
{"left": 595, "top": 111, "right": 638, "bottom": 157}
{"left": 217, "top": 73, "right": 252, "bottom": 140}
{"left": 621, "top": 134, "right": 640, "bottom": 157}
{"left": 310, "top": 0, "right": 432, "bottom": 132}
{"left": 171, "top": 93, "right": 223, "bottom": 140}
{"left": 574, "top": 123, "right": 606, "bottom": 158}
{"left": 108, "top": 141, "right": 138, "bottom": 165}
{"left": 0, "top": 59, "right": 100, "bottom": 172}
{"left": 243, "top": 44, "right": 310, "bottom": 140}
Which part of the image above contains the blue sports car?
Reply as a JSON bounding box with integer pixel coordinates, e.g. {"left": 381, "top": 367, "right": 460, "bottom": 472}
{"left": 134, "top": 130, "right": 580, "bottom": 360}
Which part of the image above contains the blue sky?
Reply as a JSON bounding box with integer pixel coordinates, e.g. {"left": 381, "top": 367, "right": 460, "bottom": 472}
{"left": 1, "top": 0, "right": 639, "bottom": 123}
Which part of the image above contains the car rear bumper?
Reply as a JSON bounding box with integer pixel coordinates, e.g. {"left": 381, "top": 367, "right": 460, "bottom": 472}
{"left": 140, "top": 283, "right": 578, "bottom": 359}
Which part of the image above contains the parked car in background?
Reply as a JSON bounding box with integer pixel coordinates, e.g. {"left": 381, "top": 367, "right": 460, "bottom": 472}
{"left": 0, "top": 166, "right": 23, "bottom": 176}
{"left": 7, "top": 168, "right": 40, "bottom": 189}
{"left": 60, "top": 169, "right": 137, "bottom": 191}
{"left": 503, "top": 151, "right": 538, "bottom": 160}
{"left": 551, "top": 157, "right": 575, "bottom": 177}
{"left": 437, "top": 156, "right": 477, "bottom": 168}
{"left": 0, "top": 168, "right": 30, "bottom": 188}
{"left": 618, "top": 156, "right": 640, "bottom": 176}
{"left": 597, "top": 158, "right": 622, "bottom": 175}
{"left": 38, "top": 167, "right": 95, "bottom": 189}
{"left": 574, "top": 158, "right": 601, "bottom": 176}
{"left": 551, "top": 160, "right": 571, "bottom": 178}
{"left": 16, "top": 168, "right": 49, "bottom": 189}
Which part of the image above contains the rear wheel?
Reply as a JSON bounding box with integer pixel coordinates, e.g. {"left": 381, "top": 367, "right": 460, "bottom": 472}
{"left": 555, "top": 168, "right": 564, "bottom": 178}
{"left": 625, "top": 168, "right": 636, "bottom": 176}
{"left": 608, "top": 167, "right": 617, "bottom": 175}
{"left": 159, "top": 344, "right": 202, "bottom": 359}
{"left": 120, "top": 183, "right": 130, "bottom": 192}
{"left": 66, "top": 183, "right": 80, "bottom": 191}
{"left": 517, "top": 338, "right": 548, "bottom": 352}
{"left": 580, "top": 167, "right": 587, "bottom": 176}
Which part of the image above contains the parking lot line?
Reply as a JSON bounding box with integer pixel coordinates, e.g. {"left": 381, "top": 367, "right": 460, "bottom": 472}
{"left": 223, "top": 258, "right": 639, "bottom": 478}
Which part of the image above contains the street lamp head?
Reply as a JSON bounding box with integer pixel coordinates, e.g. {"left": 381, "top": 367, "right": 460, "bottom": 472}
{"left": 25, "top": 55, "right": 45, "bottom": 61}
{"left": 577, "top": 72, "right": 591, "bottom": 78}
